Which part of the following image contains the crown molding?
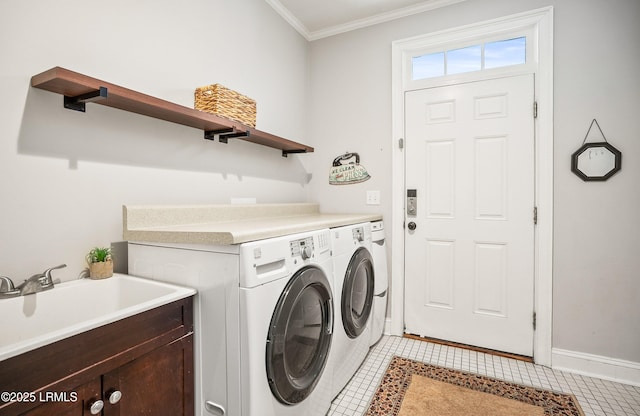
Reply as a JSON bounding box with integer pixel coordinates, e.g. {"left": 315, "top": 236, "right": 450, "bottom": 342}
{"left": 266, "top": 0, "right": 467, "bottom": 41}
{"left": 265, "top": 0, "right": 312, "bottom": 39}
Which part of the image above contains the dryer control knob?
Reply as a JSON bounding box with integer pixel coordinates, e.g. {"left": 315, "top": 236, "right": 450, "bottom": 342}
{"left": 301, "top": 246, "right": 313, "bottom": 260}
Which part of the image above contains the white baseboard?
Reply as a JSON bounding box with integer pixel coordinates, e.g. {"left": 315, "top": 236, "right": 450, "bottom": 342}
{"left": 552, "top": 348, "right": 640, "bottom": 387}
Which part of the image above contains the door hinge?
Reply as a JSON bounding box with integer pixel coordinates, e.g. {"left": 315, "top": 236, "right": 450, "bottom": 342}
{"left": 533, "top": 206, "right": 538, "bottom": 225}
{"left": 532, "top": 311, "right": 537, "bottom": 330}
{"left": 399, "top": 138, "right": 404, "bottom": 149}
{"left": 533, "top": 101, "right": 538, "bottom": 118}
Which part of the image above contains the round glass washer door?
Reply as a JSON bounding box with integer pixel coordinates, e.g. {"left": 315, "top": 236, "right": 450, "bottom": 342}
{"left": 342, "top": 247, "right": 374, "bottom": 339}
{"left": 266, "top": 266, "right": 334, "bottom": 405}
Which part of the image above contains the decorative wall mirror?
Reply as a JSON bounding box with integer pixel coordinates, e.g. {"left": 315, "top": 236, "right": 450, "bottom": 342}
{"left": 571, "top": 142, "right": 622, "bottom": 181}
{"left": 571, "top": 119, "right": 622, "bottom": 181}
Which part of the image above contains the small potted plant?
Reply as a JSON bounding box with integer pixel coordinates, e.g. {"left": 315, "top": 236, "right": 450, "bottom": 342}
{"left": 86, "top": 246, "right": 113, "bottom": 279}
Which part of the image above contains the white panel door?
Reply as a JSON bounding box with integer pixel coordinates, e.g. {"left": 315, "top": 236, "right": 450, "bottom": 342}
{"left": 404, "top": 75, "right": 535, "bottom": 356}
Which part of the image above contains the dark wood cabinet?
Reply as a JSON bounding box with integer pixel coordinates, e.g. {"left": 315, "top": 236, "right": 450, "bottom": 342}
{"left": 0, "top": 297, "right": 194, "bottom": 416}
{"left": 102, "top": 336, "right": 193, "bottom": 416}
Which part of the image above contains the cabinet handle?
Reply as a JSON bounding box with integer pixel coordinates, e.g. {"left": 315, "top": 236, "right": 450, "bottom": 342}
{"left": 88, "top": 399, "right": 104, "bottom": 415}
{"left": 107, "top": 389, "right": 123, "bottom": 404}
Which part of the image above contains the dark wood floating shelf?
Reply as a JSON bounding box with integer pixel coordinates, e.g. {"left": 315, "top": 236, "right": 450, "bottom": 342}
{"left": 30, "top": 67, "right": 314, "bottom": 157}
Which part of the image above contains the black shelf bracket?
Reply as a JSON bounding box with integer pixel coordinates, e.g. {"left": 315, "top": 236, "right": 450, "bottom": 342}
{"left": 204, "top": 129, "right": 250, "bottom": 143}
{"left": 218, "top": 131, "right": 250, "bottom": 144}
{"left": 282, "top": 149, "right": 308, "bottom": 158}
{"left": 64, "top": 87, "right": 108, "bottom": 112}
{"left": 204, "top": 128, "right": 234, "bottom": 141}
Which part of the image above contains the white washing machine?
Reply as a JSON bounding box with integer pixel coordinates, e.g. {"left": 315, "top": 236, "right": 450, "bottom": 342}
{"left": 369, "top": 220, "right": 388, "bottom": 346}
{"left": 128, "top": 229, "right": 335, "bottom": 416}
{"left": 330, "top": 222, "right": 375, "bottom": 399}
{"left": 238, "top": 230, "right": 335, "bottom": 416}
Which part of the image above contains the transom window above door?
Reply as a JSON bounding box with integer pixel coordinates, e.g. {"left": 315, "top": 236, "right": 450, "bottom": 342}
{"left": 411, "top": 36, "right": 527, "bottom": 80}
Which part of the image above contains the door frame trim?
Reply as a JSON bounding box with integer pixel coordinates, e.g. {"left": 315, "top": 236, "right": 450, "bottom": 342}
{"left": 390, "top": 6, "right": 554, "bottom": 366}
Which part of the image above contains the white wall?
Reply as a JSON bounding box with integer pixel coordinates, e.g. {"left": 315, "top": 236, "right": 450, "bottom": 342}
{"left": 0, "top": 0, "right": 310, "bottom": 282}
{"left": 552, "top": 0, "right": 640, "bottom": 364}
{"left": 307, "top": 0, "right": 640, "bottom": 364}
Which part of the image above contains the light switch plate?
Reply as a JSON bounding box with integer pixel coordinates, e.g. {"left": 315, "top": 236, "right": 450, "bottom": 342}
{"left": 366, "top": 190, "right": 381, "bottom": 205}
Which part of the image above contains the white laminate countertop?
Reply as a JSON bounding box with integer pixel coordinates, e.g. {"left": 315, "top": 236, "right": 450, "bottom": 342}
{"left": 123, "top": 203, "right": 382, "bottom": 245}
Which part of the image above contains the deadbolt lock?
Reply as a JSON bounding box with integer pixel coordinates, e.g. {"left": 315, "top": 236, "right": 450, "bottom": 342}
{"left": 407, "top": 189, "right": 417, "bottom": 216}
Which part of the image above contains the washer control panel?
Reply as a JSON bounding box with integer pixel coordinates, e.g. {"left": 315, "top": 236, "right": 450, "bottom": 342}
{"left": 290, "top": 237, "right": 314, "bottom": 259}
{"left": 352, "top": 227, "right": 364, "bottom": 242}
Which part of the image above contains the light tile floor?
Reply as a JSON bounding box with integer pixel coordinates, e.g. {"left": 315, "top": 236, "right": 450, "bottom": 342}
{"left": 329, "top": 335, "right": 640, "bottom": 416}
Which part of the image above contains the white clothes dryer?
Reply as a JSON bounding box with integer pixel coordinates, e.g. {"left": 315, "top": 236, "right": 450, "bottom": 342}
{"left": 330, "top": 222, "right": 375, "bottom": 399}
{"left": 128, "top": 229, "right": 335, "bottom": 416}
{"left": 369, "top": 220, "right": 388, "bottom": 346}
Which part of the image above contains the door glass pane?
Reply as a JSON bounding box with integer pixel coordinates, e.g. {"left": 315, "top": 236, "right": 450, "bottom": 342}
{"left": 342, "top": 248, "right": 374, "bottom": 338}
{"left": 267, "top": 267, "right": 332, "bottom": 405}
{"left": 350, "top": 263, "right": 370, "bottom": 319}
{"left": 284, "top": 287, "right": 323, "bottom": 379}
{"left": 412, "top": 52, "right": 445, "bottom": 80}
{"left": 484, "top": 37, "right": 526, "bottom": 69}
{"left": 447, "top": 45, "right": 482, "bottom": 75}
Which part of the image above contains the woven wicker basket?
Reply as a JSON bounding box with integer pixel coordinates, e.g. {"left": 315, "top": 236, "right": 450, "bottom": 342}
{"left": 194, "top": 84, "right": 256, "bottom": 127}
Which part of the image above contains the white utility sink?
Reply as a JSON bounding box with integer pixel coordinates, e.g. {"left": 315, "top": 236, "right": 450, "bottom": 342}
{"left": 0, "top": 274, "right": 196, "bottom": 361}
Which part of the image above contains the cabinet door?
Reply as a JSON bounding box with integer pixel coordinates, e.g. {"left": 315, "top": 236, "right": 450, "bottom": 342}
{"left": 18, "top": 379, "right": 101, "bottom": 416}
{"left": 102, "top": 335, "right": 194, "bottom": 416}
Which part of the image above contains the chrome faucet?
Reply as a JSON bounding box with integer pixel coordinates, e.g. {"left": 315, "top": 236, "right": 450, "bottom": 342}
{"left": 0, "top": 264, "right": 67, "bottom": 298}
{"left": 0, "top": 276, "right": 20, "bottom": 298}
{"left": 18, "top": 264, "right": 67, "bottom": 295}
